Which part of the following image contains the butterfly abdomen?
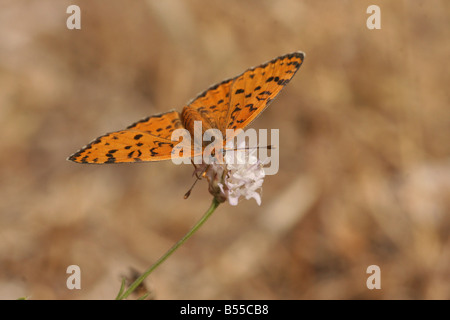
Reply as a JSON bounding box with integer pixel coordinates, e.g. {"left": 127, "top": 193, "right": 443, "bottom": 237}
{"left": 181, "top": 106, "right": 217, "bottom": 147}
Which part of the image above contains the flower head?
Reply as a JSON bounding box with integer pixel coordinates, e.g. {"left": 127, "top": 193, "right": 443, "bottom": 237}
{"left": 201, "top": 141, "right": 266, "bottom": 206}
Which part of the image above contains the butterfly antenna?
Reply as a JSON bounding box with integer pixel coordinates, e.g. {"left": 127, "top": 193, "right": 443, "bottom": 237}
{"left": 184, "top": 161, "right": 209, "bottom": 199}
{"left": 225, "top": 145, "right": 276, "bottom": 152}
{"left": 184, "top": 176, "right": 201, "bottom": 199}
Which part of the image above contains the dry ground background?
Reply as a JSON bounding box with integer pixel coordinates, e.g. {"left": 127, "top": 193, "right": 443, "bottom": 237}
{"left": 0, "top": 0, "right": 449, "bottom": 299}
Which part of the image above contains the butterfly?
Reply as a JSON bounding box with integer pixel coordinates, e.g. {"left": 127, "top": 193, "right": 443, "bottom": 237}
{"left": 68, "top": 51, "right": 304, "bottom": 164}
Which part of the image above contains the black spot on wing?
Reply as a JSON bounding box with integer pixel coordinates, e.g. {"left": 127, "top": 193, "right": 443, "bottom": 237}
{"left": 245, "top": 103, "right": 257, "bottom": 112}
{"left": 150, "top": 148, "right": 158, "bottom": 156}
{"left": 105, "top": 157, "right": 116, "bottom": 164}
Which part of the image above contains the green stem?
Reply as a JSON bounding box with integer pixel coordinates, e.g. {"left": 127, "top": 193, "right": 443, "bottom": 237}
{"left": 116, "top": 198, "right": 221, "bottom": 300}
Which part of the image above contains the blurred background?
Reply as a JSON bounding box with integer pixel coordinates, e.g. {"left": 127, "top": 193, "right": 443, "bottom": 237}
{"left": 0, "top": 0, "right": 449, "bottom": 299}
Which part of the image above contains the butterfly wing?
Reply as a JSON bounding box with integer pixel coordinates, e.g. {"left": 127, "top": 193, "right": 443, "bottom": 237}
{"left": 69, "top": 52, "right": 304, "bottom": 164}
{"left": 183, "top": 78, "right": 234, "bottom": 133}
{"left": 225, "top": 52, "right": 304, "bottom": 131}
{"left": 68, "top": 111, "right": 189, "bottom": 163}
{"left": 183, "top": 52, "right": 304, "bottom": 136}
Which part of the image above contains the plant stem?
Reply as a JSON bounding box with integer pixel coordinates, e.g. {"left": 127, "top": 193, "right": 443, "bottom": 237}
{"left": 116, "top": 198, "right": 221, "bottom": 300}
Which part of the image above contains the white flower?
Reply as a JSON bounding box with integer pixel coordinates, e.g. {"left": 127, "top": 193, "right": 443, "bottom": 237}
{"left": 202, "top": 141, "right": 265, "bottom": 206}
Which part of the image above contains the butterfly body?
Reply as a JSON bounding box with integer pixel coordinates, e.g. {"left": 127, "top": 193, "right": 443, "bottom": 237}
{"left": 68, "top": 52, "right": 304, "bottom": 164}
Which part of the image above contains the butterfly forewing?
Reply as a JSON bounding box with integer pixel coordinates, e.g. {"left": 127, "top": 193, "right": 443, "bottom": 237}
{"left": 184, "top": 78, "right": 234, "bottom": 133}
{"left": 68, "top": 111, "right": 188, "bottom": 163}
{"left": 126, "top": 110, "right": 184, "bottom": 140}
{"left": 225, "top": 52, "right": 304, "bottom": 131}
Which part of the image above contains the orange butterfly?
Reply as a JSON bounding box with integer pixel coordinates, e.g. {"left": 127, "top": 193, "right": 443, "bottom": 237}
{"left": 68, "top": 52, "right": 304, "bottom": 164}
